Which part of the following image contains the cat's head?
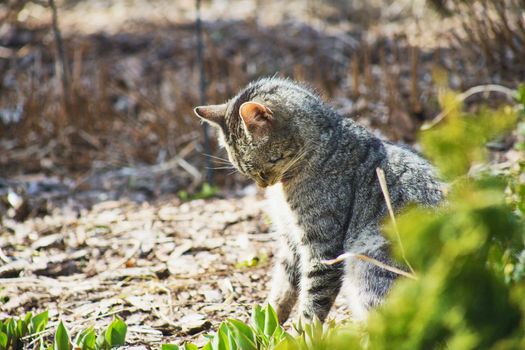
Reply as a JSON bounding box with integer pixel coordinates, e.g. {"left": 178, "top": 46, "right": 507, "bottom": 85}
{"left": 193, "top": 78, "right": 314, "bottom": 187}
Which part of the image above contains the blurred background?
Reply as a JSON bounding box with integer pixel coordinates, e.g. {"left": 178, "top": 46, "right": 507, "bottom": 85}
{"left": 1, "top": 0, "right": 524, "bottom": 214}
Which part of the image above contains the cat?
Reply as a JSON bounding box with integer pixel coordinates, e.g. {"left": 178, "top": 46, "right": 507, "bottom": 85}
{"left": 193, "top": 77, "right": 443, "bottom": 323}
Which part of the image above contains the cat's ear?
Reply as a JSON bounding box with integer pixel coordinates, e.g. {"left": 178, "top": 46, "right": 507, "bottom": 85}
{"left": 193, "top": 104, "right": 227, "bottom": 126}
{"left": 239, "top": 101, "right": 273, "bottom": 137}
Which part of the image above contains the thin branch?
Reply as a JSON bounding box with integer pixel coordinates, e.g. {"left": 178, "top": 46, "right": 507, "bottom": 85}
{"left": 421, "top": 84, "right": 517, "bottom": 130}
{"left": 48, "top": 0, "right": 71, "bottom": 110}
{"left": 196, "top": 0, "right": 214, "bottom": 185}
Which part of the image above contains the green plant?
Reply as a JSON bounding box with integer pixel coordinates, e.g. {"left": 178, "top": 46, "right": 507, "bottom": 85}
{"left": 168, "top": 304, "right": 291, "bottom": 350}
{"left": 0, "top": 314, "right": 127, "bottom": 350}
{"left": 0, "top": 311, "right": 48, "bottom": 350}
{"left": 363, "top": 87, "right": 525, "bottom": 349}
{"left": 178, "top": 183, "right": 219, "bottom": 202}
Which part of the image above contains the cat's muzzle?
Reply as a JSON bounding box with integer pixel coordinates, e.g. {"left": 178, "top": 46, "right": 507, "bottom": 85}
{"left": 255, "top": 172, "right": 279, "bottom": 188}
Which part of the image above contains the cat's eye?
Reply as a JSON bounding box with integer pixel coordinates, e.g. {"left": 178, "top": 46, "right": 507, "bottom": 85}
{"left": 269, "top": 154, "right": 284, "bottom": 164}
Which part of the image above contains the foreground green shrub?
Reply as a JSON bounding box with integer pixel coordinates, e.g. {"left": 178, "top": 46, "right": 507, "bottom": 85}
{"left": 366, "top": 87, "right": 525, "bottom": 349}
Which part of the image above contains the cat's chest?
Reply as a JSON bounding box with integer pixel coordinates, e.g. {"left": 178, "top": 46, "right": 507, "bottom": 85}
{"left": 265, "top": 183, "right": 303, "bottom": 244}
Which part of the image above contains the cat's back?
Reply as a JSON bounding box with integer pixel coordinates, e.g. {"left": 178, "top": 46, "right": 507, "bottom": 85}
{"left": 334, "top": 119, "right": 442, "bottom": 210}
{"left": 382, "top": 142, "right": 443, "bottom": 207}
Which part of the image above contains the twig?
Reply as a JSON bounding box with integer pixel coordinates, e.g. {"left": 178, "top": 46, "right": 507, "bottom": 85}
{"left": 421, "top": 84, "right": 517, "bottom": 130}
{"left": 148, "top": 293, "right": 180, "bottom": 328}
{"left": 321, "top": 252, "right": 417, "bottom": 280}
{"left": 152, "top": 282, "right": 174, "bottom": 316}
{"left": 48, "top": 0, "right": 71, "bottom": 110}
{"left": 376, "top": 167, "right": 416, "bottom": 276}
{"left": 0, "top": 247, "right": 11, "bottom": 264}
{"left": 106, "top": 239, "right": 141, "bottom": 271}
{"left": 196, "top": 0, "right": 214, "bottom": 185}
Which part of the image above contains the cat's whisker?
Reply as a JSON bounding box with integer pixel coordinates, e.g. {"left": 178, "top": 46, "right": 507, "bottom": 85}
{"left": 206, "top": 166, "right": 237, "bottom": 170}
{"left": 203, "top": 153, "right": 229, "bottom": 160}
{"left": 203, "top": 153, "right": 231, "bottom": 164}
{"left": 281, "top": 142, "right": 314, "bottom": 177}
{"left": 212, "top": 160, "right": 234, "bottom": 166}
{"left": 226, "top": 169, "right": 239, "bottom": 176}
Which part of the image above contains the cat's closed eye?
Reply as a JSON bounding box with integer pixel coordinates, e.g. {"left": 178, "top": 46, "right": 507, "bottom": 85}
{"left": 269, "top": 154, "right": 285, "bottom": 164}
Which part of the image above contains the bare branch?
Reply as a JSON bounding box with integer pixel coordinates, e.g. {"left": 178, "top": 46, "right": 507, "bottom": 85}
{"left": 48, "top": 0, "right": 71, "bottom": 110}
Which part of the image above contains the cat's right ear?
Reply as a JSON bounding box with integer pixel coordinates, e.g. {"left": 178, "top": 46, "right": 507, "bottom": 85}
{"left": 193, "top": 104, "right": 227, "bottom": 127}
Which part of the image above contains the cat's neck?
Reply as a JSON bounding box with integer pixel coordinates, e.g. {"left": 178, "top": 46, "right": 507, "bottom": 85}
{"left": 282, "top": 117, "right": 376, "bottom": 190}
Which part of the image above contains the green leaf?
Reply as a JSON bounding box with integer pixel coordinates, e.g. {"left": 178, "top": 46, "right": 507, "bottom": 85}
{"left": 515, "top": 84, "right": 525, "bottom": 107}
{"left": 95, "top": 331, "right": 106, "bottom": 350}
{"left": 104, "top": 317, "right": 127, "bottom": 347}
{"left": 0, "top": 331, "right": 8, "bottom": 350}
{"left": 214, "top": 322, "right": 234, "bottom": 350}
{"left": 224, "top": 323, "right": 238, "bottom": 350}
{"left": 54, "top": 321, "right": 71, "bottom": 350}
{"left": 16, "top": 319, "right": 25, "bottom": 338}
{"left": 227, "top": 320, "right": 255, "bottom": 340}
{"left": 226, "top": 320, "right": 256, "bottom": 350}
{"left": 183, "top": 343, "right": 198, "bottom": 350}
{"left": 161, "top": 345, "right": 180, "bottom": 350}
{"left": 31, "top": 311, "right": 49, "bottom": 334}
{"left": 75, "top": 327, "right": 96, "bottom": 350}
{"left": 273, "top": 336, "right": 299, "bottom": 350}
{"left": 263, "top": 304, "right": 278, "bottom": 339}
{"left": 5, "top": 319, "right": 14, "bottom": 343}
{"left": 23, "top": 312, "right": 32, "bottom": 330}
{"left": 251, "top": 305, "right": 265, "bottom": 337}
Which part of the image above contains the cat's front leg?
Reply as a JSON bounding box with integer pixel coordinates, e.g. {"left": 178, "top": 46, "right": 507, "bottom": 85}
{"left": 268, "top": 236, "right": 300, "bottom": 323}
{"left": 297, "top": 243, "right": 344, "bottom": 322}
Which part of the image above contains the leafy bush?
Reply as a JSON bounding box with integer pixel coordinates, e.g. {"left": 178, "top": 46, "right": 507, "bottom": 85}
{"left": 365, "top": 86, "right": 525, "bottom": 349}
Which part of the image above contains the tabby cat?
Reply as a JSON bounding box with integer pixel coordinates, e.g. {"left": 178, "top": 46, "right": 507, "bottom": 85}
{"left": 194, "top": 77, "right": 442, "bottom": 323}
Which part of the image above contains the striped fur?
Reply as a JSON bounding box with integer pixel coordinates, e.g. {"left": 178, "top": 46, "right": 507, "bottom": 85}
{"left": 194, "top": 77, "right": 443, "bottom": 322}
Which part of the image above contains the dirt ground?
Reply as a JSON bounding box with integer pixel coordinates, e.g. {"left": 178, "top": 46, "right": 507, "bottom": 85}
{"left": 0, "top": 182, "right": 352, "bottom": 347}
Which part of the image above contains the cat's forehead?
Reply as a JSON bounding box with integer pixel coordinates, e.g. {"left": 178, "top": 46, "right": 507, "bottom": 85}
{"left": 227, "top": 80, "right": 287, "bottom": 116}
{"left": 222, "top": 77, "right": 319, "bottom": 137}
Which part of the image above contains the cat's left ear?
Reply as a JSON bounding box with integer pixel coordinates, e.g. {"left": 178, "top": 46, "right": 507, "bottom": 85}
{"left": 239, "top": 101, "right": 273, "bottom": 137}
{"left": 193, "top": 104, "right": 227, "bottom": 127}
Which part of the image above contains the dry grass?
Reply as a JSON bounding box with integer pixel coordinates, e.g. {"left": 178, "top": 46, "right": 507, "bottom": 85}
{"left": 449, "top": 0, "right": 525, "bottom": 79}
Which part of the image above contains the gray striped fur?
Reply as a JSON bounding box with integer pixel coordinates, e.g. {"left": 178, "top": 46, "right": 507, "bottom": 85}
{"left": 194, "top": 77, "right": 442, "bottom": 322}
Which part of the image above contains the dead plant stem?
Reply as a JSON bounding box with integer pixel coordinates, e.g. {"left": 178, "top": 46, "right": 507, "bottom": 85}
{"left": 376, "top": 167, "right": 416, "bottom": 277}
{"left": 48, "top": 0, "right": 71, "bottom": 111}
